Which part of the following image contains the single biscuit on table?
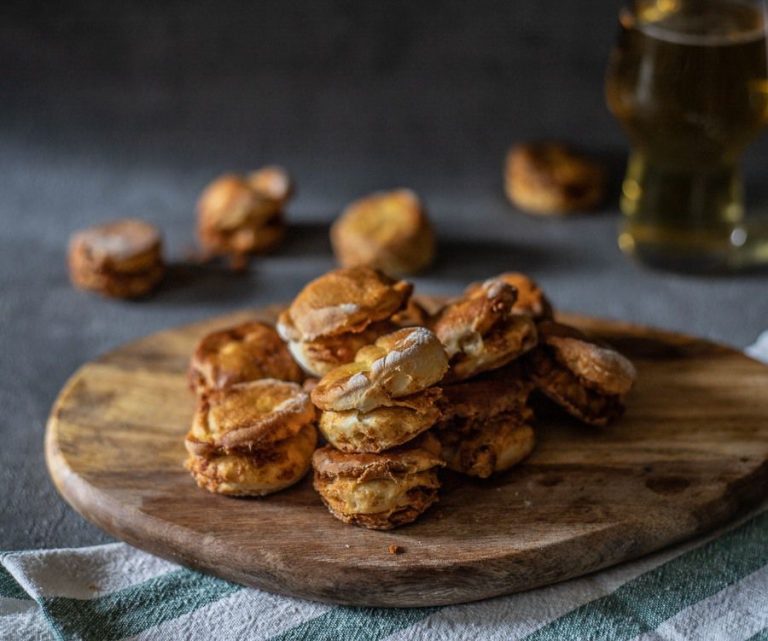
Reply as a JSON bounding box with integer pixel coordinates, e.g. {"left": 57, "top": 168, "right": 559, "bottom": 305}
{"left": 276, "top": 267, "right": 412, "bottom": 377}
{"left": 312, "top": 433, "right": 445, "bottom": 529}
{"left": 185, "top": 379, "right": 317, "bottom": 496}
{"left": 185, "top": 379, "right": 315, "bottom": 455}
{"left": 504, "top": 143, "right": 605, "bottom": 214}
{"left": 431, "top": 278, "right": 538, "bottom": 381}
{"left": 197, "top": 172, "right": 289, "bottom": 268}
{"left": 319, "top": 387, "right": 443, "bottom": 453}
{"left": 525, "top": 321, "right": 636, "bottom": 426}
{"left": 466, "top": 272, "right": 553, "bottom": 320}
{"left": 311, "top": 327, "right": 449, "bottom": 413}
{"left": 330, "top": 189, "right": 435, "bottom": 276}
{"left": 434, "top": 367, "right": 535, "bottom": 478}
{"left": 186, "top": 423, "right": 317, "bottom": 496}
{"left": 189, "top": 321, "right": 303, "bottom": 395}
{"left": 68, "top": 218, "right": 165, "bottom": 299}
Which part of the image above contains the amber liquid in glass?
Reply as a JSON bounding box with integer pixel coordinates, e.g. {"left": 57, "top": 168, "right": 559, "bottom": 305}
{"left": 606, "top": 0, "right": 768, "bottom": 271}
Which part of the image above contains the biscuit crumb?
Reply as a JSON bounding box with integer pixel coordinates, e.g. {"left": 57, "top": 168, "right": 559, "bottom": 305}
{"left": 388, "top": 544, "right": 404, "bottom": 555}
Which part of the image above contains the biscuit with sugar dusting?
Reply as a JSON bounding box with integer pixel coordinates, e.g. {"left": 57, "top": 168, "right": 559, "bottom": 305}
{"left": 280, "top": 267, "right": 412, "bottom": 342}
{"left": 311, "top": 327, "right": 449, "bottom": 412}
{"left": 432, "top": 278, "right": 538, "bottom": 381}
{"left": 279, "top": 317, "right": 394, "bottom": 378}
{"left": 189, "top": 321, "right": 303, "bottom": 395}
{"left": 526, "top": 321, "right": 636, "bottom": 426}
{"left": 319, "top": 387, "right": 442, "bottom": 453}
{"left": 185, "top": 379, "right": 315, "bottom": 457}
{"left": 312, "top": 432, "right": 444, "bottom": 529}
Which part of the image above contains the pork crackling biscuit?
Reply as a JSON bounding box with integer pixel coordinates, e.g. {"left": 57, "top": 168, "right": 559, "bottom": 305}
{"left": 68, "top": 218, "right": 165, "bottom": 299}
{"left": 310, "top": 327, "right": 449, "bottom": 413}
{"left": 185, "top": 379, "right": 317, "bottom": 496}
{"left": 431, "top": 278, "right": 538, "bottom": 381}
{"left": 319, "top": 387, "right": 443, "bottom": 453}
{"left": 526, "top": 321, "right": 636, "bottom": 426}
{"left": 197, "top": 170, "right": 291, "bottom": 268}
{"left": 312, "top": 432, "right": 445, "bottom": 529}
{"left": 330, "top": 189, "right": 436, "bottom": 276}
{"left": 466, "top": 272, "right": 553, "bottom": 321}
{"left": 189, "top": 321, "right": 303, "bottom": 396}
{"left": 504, "top": 143, "right": 605, "bottom": 215}
{"left": 277, "top": 267, "right": 412, "bottom": 376}
{"left": 435, "top": 367, "right": 536, "bottom": 478}
{"left": 186, "top": 424, "right": 317, "bottom": 496}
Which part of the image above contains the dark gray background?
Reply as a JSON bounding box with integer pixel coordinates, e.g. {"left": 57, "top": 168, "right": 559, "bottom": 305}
{"left": 1, "top": 1, "right": 766, "bottom": 550}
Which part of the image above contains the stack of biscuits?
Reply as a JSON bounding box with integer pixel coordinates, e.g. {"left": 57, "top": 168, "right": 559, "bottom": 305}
{"left": 68, "top": 218, "right": 165, "bottom": 299}
{"left": 184, "top": 320, "right": 317, "bottom": 496}
{"left": 276, "top": 267, "right": 412, "bottom": 377}
{"left": 311, "top": 327, "right": 449, "bottom": 529}
{"left": 182, "top": 266, "right": 638, "bottom": 531}
{"left": 197, "top": 166, "right": 294, "bottom": 269}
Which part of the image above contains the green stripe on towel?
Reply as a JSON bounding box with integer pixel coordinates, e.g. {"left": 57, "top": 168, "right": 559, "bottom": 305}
{"left": 0, "top": 564, "right": 30, "bottom": 601}
{"left": 268, "top": 606, "right": 438, "bottom": 641}
{"left": 41, "top": 568, "right": 240, "bottom": 641}
{"left": 521, "top": 510, "right": 768, "bottom": 641}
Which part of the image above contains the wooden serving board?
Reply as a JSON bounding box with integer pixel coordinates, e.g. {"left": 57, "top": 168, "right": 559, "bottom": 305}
{"left": 45, "top": 306, "right": 768, "bottom": 607}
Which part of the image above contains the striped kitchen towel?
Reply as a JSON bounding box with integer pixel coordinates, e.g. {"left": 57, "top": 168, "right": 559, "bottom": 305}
{"left": 2, "top": 337, "right": 767, "bottom": 641}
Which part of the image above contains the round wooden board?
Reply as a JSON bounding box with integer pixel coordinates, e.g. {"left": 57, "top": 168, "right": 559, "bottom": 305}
{"left": 46, "top": 306, "right": 768, "bottom": 607}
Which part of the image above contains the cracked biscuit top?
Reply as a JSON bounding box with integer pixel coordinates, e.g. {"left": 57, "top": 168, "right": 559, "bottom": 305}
{"left": 279, "top": 267, "right": 412, "bottom": 342}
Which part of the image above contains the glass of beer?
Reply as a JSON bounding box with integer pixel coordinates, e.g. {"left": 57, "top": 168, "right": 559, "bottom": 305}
{"left": 606, "top": 0, "right": 768, "bottom": 271}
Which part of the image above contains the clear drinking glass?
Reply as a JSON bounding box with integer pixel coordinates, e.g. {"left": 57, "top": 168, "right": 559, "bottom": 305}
{"left": 606, "top": 0, "right": 768, "bottom": 271}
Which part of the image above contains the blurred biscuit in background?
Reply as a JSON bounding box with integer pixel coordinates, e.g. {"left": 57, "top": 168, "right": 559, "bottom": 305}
{"left": 504, "top": 143, "right": 605, "bottom": 214}
{"left": 197, "top": 166, "right": 294, "bottom": 269}
{"left": 331, "top": 189, "right": 435, "bottom": 276}
{"left": 68, "top": 218, "right": 165, "bottom": 299}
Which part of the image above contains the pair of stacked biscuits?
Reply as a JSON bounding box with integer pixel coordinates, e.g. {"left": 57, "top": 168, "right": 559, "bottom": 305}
{"left": 197, "top": 166, "right": 294, "bottom": 270}
{"left": 184, "top": 321, "right": 318, "bottom": 496}
{"left": 184, "top": 266, "right": 637, "bottom": 530}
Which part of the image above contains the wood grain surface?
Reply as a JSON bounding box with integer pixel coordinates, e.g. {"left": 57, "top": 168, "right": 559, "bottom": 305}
{"left": 45, "top": 305, "right": 768, "bottom": 607}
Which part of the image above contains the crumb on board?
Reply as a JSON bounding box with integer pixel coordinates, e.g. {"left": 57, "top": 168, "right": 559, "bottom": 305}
{"left": 388, "top": 544, "right": 404, "bottom": 555}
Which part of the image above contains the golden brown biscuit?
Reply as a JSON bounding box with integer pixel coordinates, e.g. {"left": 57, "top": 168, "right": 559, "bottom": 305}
{"left": 248, "top": 166, "right": 294, "bottom": 207}
{"left": 526, "top": 321, "right": 636, "bottom": 426}
{"left": 279, "top": 267, "right": 412, "bottom": 342}
{"left": 391, "top": 298, "right": 430, "bottom": 328}
{"left": 312, "top": 433, "right": 444, "bottom": 529}
{"left": 440, "top": 419, "right": 535, "bottom": 479}
{"left": 280, "top": 317, "right": 394, "bottom": 378}
{"left": 318, "top": 388, "right": 442, "bottom": 453}
{"left": 330, "top": 189, "right": 435, "bottom": 276}
{"left": 189, "top": 321, "right": 303, "bottom": 395}
{"left": 68, "top": 218, "right": 165, "bottom": 299}
{"left": 197, "top": 174, "right": 284, "bottom": 268}
{"left": 434, "top": 367, "right": 535, "bottom": 477}
{"left": 504, "top": 143, "right": 605, "bottom": 214}
{"left": 311, "top": 327, "right": 449, "bottom": 412}
{"left": 186, "top": 422, "right": 317, "bottom": 496}
{"left": 431, "top": 279, "right": 538, "bottom": 381}
{"left": 185, "top": 379, "right": 315, "bottom": 456}
{"left": 466, "top": 272, "right": 553, "bottom": 320}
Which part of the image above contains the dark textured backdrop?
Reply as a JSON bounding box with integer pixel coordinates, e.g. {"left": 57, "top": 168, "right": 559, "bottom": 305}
{"left": 1, "top": 1, "right": 766, "bottom": 549}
